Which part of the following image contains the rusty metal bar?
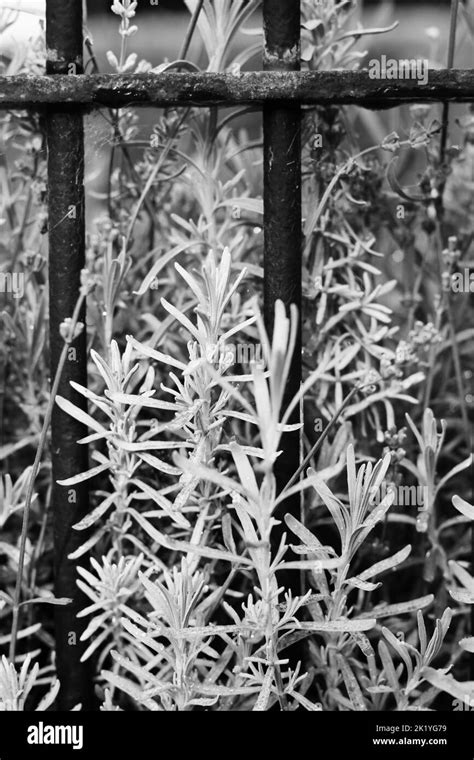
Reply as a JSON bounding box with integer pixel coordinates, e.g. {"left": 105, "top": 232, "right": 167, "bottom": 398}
{"left": 263, "top": 0, "right": 301, "bottom": 511}
{"left": 46, "top": 0, "right": 93, "bottom": 710}
{"left": 2, "top": 69, "right": 474, "bottom": 110}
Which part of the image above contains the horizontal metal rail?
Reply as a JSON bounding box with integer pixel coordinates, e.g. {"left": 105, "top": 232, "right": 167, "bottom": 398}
{"left": 1, "top": 69, "right": 474, "bottom": 110}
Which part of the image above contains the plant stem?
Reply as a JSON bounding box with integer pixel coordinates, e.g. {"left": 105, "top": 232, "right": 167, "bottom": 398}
{"left": 422, "top": 302, "right": 443, "bottom": 415}
{"left": 282, "top": 382, "right": 363, "bottom": 495}
{"left": 304, "top": 145, "right": 381, "bottom": 256}
{"left": 125, "top": 110, "right": 189, "bottom": 249}
{"left": 445, "top": 296, "right": 470, "bottom": 439}
{"left": 439, "top": 0, "right": 460, "bottom": 165}
{"left": 179, "top": 0, "right": 205, "bottom": 61}
{"left": 9, "top": 291, "right": 86, "bottom": 662}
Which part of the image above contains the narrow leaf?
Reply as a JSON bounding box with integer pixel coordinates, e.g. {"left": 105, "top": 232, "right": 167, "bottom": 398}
{"left": 359, "top": 594, "right": 434, "bottom": 619}
{"left": 358, "top": 545, "right": 412, "bottom": 581}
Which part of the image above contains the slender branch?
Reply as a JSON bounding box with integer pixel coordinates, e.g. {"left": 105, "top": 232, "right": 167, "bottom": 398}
{"left": 445, "top": 296, "right": 470, "bottom": 439}
{"left": 282, "top": 383, "right": 364, "bottom": 496}
{"left": 179, "top": 0, "right": 205, "bottom": 61}
{"left": 125, "top": 109, "right": 189, "bottom": 248}
{"left": 439, "top": 0, "right": 460, "bottom": 164}
{"left": 8, "top": 290, "right": 87, "bottom": 662}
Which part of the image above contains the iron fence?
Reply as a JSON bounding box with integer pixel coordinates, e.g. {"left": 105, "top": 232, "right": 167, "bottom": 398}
{"left": 0, "top": 0, "right": 471, "bottom": 709}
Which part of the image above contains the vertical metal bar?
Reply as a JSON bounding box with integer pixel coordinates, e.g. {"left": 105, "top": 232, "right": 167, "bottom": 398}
{"left": 46, "top": 0, "right": 93, "bottom": 709}
{"left": 263, "top": 0, "right": 302, "bottom": 506}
